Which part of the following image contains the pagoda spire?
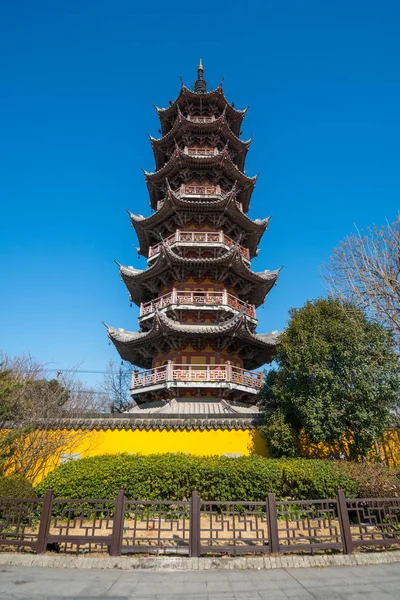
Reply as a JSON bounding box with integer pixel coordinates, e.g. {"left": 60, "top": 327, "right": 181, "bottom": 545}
{"left": 194, "top": 58, "right": 206, "bottom": 93}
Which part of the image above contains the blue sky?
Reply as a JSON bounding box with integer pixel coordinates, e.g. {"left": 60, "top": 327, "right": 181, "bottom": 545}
{"left": 1, "top": 1, "right": 399, "bottom": 386}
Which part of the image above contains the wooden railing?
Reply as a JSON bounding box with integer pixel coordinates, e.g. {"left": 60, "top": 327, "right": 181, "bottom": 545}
{"left": 131, "top": 362, "right": 264, "bottom": 391}
{"left": 187, "top": 115, "right": 215, "bottom": 123}
{"left": 181, "top": 184, "right": 224, "bottom": 196}
{"left": 148, "top": 230, "right": 250, "bottom": 261}
{"left": 131, "top": 367, "right": 168, "bottom": 389}
{"left": 155, "top": 186, "right": 242, "bottom": 210}
{"left": 185, "top": 147, "right": 217, "bottom": 157}
{"left": 173, "top": 365, "right": 227, "bottom": 382}
{"left": 139, "top": 290, "right": 256, "bottom": 319}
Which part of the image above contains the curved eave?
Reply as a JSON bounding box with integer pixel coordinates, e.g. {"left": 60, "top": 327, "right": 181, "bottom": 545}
{"left": 129, "top": 192, "right": 270, "bottom": 258}
{"left": 151, "top": 114, "right": 251, "bottom": 171}
{"left": 156, "top": 305, "right": 247, "bottom": 334}
{"left": 166, "top": 187, "right": 270, "bottom": 246}
{"left": 107, "top": 314, "right": 278, "bottom": 369}
{"left": 145, "top": 150, "right": 257, "bottom": 211}
{"left": 127, "top": 198, "right": 176, "bottom": 256}
{"left": 107, "top": 326, "right": 151, "bottom": 368}
{"left": 156, "top": 85, "right": 246, "bottom": 136}
{"left": 119, "top": 245, "right": 238, "bottom": 305}
{"left": 118, "top": 245, "right": 280, "bottom": 307}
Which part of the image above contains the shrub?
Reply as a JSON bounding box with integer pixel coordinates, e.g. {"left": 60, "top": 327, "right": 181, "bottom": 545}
{"left": 0, "top": 475, "right": 36, "bottom": 498}
{"left": 36, "top": 453, "right": 357, "bottom": 501}
{"left": 335, "top": 461, "right": 400, "bottom": 498}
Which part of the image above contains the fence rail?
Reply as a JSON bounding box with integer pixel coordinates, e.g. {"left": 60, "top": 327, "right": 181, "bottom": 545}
{"left": 1, "top": 489, "right": 400, "bottom": 557}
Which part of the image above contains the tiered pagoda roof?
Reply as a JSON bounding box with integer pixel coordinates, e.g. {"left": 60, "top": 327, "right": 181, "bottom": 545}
{"left": 128, "top": 185, "right": 270, "bottom": 258}
{"left": 150, "top": 110, "right": 251, "bottom": 171}
{"left": 144, "top": 147, "right": 257, "bottom": 211}
{"left": 118, "top": 243, "right": 280, "bottom": 307}
{"left": 106, "top": 308, "right": 277, "bottom": 370}
{"left": 106, "top": 62, "right": 281, "bottom": 410}
{"left": 155, "top": 85, "right": 247, "bottom": 137}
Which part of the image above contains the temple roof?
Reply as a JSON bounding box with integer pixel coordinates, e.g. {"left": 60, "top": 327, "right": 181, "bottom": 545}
{"left": 156, "top": 85, "right": 247, "bottom": 137}
{"left": 128, "top": 186, "right": 270, "bottom": 258}
{"left": 150, "top": 111, "right": 251, "bottom": 171}
{"left": 27, "top": 415, "right": 260, "bottom": 431}
{"left": 144, "top": 148, "right": 257, "bottom": 211}
{"left": 106, "top": 308, "right": 278, "bottom": 369}
{"left": 118, "top": 244, "right": 280, "bottom": 307}
{"left": 128, "top": 397, "right": 260, "bottom": 415}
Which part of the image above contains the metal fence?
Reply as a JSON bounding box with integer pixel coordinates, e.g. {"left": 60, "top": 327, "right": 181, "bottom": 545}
{"left": 1, "top": 489, "right": 399, "bottom": 556}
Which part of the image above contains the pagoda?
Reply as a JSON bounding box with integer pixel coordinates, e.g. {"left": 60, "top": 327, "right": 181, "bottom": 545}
{"left": 106, "top": 62, "right": 280, "bottom": 415}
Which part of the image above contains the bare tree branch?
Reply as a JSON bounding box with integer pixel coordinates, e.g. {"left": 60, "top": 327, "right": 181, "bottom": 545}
{"left": 322, "top": 215, "right": 400, "bottom": 349}
{"left": 0, "top": 352, "right": 106, "bottom": 481}
{"left": 100, "top": 359, "right": 132, "bottom": 412}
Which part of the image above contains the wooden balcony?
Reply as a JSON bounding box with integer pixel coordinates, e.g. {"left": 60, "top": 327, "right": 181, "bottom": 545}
{"left": 185, "top": 146, "right": 218, "bottom": 157}
{"left": 139, "top": 290, "right": 257, "bottom": 320}
{"left": 156, "top": 186, "right": 243, "bottom": 212}
{"left": 180, "top": 184, "right": 224, "bottom": 197}
{"left": 156, "top": 191, "right": 243, "bottom": 213}
{"left": 187, "top": 115, "right": 215, "bottom": 123}
{"left": 148, "top": 230, "right": 250, "bottom": 261}
{"left": 131, "top": 362, "right": 264, "bottom": 394}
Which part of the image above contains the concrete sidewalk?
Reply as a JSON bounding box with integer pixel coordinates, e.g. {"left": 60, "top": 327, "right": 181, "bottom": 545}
{"left": 0, "top": 562, "right": 400, "bottom": 599}
{"left": 0, "top": 550, "right": 400, "bottom": 571}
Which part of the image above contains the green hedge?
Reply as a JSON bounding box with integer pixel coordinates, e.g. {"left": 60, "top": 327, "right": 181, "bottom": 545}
{"left": 36, "top": 453, "right": 358, "bottom": 501}
{"left": 0, "top": 475, "right": 36, "bottom": 498}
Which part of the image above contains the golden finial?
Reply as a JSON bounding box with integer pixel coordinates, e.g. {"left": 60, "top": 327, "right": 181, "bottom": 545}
{"left": 195, "top": 58, "right": 206, "bottom": 92}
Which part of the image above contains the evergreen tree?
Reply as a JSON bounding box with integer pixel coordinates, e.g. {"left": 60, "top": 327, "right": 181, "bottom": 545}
{"left": 260, "top": 298, "right": 400, "bottom": 459}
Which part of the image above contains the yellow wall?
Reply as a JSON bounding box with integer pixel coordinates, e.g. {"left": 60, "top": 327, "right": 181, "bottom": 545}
{"left": 5, "top": 424, "right": 399, "bottom": 484}
{"left": 70, "top": 427, "right": 267, "bottom": 459}
{"left": 22, "top": 427, "right": 267, "bottom": 482}
{"left": 297, "top": 428, "right": 400, "bottom": 467}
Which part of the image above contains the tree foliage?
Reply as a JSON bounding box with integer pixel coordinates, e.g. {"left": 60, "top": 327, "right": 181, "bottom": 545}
{"left": 0, "top": 475, "right": 36, "bottom": 498}
{"left": 260, "top": 298, "right": 400, "bottom": 460}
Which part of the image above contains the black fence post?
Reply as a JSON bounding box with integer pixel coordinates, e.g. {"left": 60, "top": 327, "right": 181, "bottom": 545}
{"left": 36, "top": 488, "right": 54, "bottom": 554}
{"left": 266, "top": 493, "right": 280, "bottom": 554}
{"left": 110, "top": 486, "right": 125, "bottom": 557}
{"left": 189, "top": 489, "right": 201, "bottom": 558}
{"left": 336, "top": 488, "right": 353, "bottom": 554}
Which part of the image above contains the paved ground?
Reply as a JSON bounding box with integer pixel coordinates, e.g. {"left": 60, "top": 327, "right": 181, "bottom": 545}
{"left": 0, "top": 563, "right": 400, "bottom": 599}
